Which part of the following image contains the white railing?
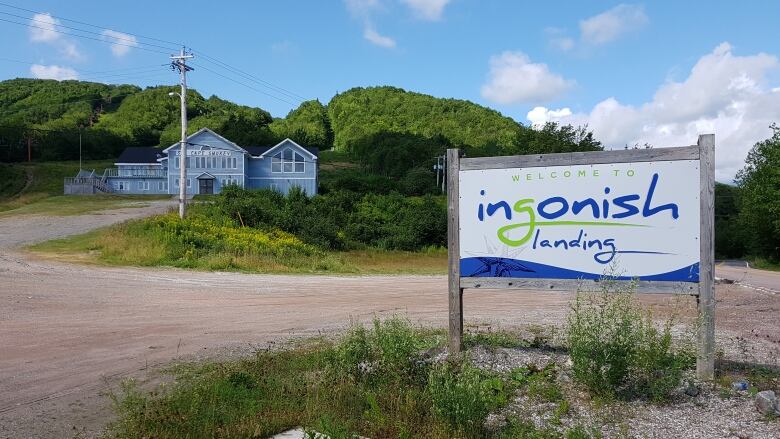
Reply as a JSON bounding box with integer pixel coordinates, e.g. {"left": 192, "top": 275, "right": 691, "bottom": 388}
{"left": 103, "top": 168, "right": 167, "bottom": 178}
{"left": 64, "top": 177, "right": 113, "bottom": 193}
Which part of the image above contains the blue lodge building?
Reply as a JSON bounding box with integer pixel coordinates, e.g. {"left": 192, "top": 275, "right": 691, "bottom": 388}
{"left": 68, "top": 128, "right": 319, "bottom": 196}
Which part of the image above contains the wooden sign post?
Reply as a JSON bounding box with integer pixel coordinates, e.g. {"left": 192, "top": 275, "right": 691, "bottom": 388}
{"left": 447, "top": 135, "right": 715, "bottom": 380}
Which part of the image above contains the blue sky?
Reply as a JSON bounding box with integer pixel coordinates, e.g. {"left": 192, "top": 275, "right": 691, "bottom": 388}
{"left": 1, "top": 1, "right": 779, "bottom": 180}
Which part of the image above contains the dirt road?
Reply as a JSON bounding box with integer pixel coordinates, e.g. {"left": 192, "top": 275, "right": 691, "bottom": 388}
{"left": 1, "top": 204, "right": 779, "bottom": 438}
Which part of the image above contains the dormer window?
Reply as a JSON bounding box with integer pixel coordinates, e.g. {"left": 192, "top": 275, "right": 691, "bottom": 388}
{"left": 272, "top": 148, "right": 305, "bottom": 173}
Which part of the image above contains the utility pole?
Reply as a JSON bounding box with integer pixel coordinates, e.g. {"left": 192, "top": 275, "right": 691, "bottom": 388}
{"left": 435, "top": 156, "right": 440, "bottom": 189}
{"left": 170, "top": 47, "right": 194, "bottom": 219}
{"left": 441, "top": 154, "right": 446, "bottom": 194}
{"left": 78, "top": 125, "right": 82, "bottom": 170}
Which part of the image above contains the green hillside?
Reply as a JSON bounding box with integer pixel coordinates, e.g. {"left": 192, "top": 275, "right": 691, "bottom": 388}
{"left": 0, "top": 79, "right": 600, "bottom": 162}
{"left": 328, "top": 86, "right": 522, "bottom": 152}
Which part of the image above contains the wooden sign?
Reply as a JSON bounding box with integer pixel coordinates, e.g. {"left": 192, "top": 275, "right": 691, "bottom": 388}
{"left": 447, "top": 135, "right": 715, "bottom": 379}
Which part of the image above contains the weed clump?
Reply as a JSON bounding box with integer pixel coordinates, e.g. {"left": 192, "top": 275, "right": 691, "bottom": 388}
{"left": 427, "top": 361, "right": 509, "bottom": 435}
{"left": 333, "top": 317, "right": 434, "bottom": 385}
{"left": 566, "top": 280, "right": 694, "bottom": 402}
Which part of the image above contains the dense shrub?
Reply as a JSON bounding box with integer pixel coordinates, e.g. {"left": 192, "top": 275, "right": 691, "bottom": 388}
{"left": 319, "top": 168, "right": 398, "bottom": 195}
{"left": 344, "top": 193, "right": 446, "bottom": 250}
{"left": 401, "top": 166, "right": 441, "bottom": 196}
{"left": 215, "top": 186, "right": 446, "bottom": 251}
{"left": 349, "top": 131, "right": 449, "bottom": 178}
{"left": 566, "top": 280, "right": 693, "bottom": 401}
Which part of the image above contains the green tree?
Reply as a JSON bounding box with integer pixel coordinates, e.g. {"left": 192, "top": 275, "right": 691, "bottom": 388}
{"left": 735, "top": 124, "right": 780, "bottom": 261}
{"left": 158, "top": 96, "right": 275, "bottom": 147}
{"left": 714, "top": 183, "right": 745, "bottom": 258}
{"left": 270, "top": 100, "right": 333, "bottom": 149}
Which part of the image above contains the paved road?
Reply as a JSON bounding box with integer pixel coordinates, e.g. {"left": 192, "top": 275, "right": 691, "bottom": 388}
{"left": 1, "top": 204, "right": 779, "bottom": 438}
{"left": 717, "top": 262, "right": 780, "bottom": 294}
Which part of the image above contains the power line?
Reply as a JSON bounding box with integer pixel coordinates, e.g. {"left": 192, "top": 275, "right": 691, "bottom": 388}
{"left": 0, "top": 17, "right": 171, "bottom": 55}
{"left": 0, "top": 10, "right": 179, "bottom": 53}
{"left": 77, "top": 74, "right": 171, "bottom": 85}
{"left": 77, "top": 68, "right": 169, "bottom": 82}
{"left": 0, "top": 4, "right": 309, "bottom": 111}
{"left": 0, "top": 1, "right": 183, "bottom": 48}
{"left": 0, "top": 4, "right": 307, "bottom": 108}
{"left": 194, "top": 52, "right": 307, "bottom": 102}
{"left": 0, "top": 57, "right": 167, "bottom": 74}
{"left": 189, "top": 62, "right": 299, "bottom": 106}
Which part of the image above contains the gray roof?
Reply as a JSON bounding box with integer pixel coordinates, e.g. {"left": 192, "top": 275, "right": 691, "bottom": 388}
{"left": 116, "top": 147, "right": 163, "bottom": 164}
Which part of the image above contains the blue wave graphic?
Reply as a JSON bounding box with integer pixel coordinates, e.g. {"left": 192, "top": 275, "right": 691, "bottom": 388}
{"left": 460, "top": 257, "right": 699, "bottom": 282}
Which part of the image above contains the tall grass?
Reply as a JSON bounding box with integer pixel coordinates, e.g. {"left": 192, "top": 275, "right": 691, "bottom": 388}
{"left": 566, "top": 280, "right": 695, "bottom": 402}
{"left": 29, "top": 208, "right": 448, "bottom": 274}
{"left": 89, "top": 210, "right": 348, "bottom": 272}
{"left": 105, "top": 317, "right": 518, "bottom": 439}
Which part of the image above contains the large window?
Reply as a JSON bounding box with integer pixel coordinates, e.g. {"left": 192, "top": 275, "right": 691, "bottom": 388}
{"left": 221, "top": 177, "right": 239, "bottom": 187}
{"left": 272, "top": 148, "right": 305, "bottom": 173}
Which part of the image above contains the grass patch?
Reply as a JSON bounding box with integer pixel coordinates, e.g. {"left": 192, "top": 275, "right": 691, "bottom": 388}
{"left": 747, "top": 256, "right": 780, "bottom": 272}
{"left": 715, "top": 363, "right": 780, "bottom": 396}
{"left": 337, "top": 247, "right": 446, "bottom": 274}
{"left": 28, "top": 210, "right": 447, "bottom": 275}
{"left": 105, "top": 318, "right": 666, "bottom": 438}
{"left": 0, "top": 163, "right": 26, "bottom": 198}
{"left": 104, "top": 317, "right": 516, "bottom": 439}
{"left": 0, "top": 159, "right": 119, "bottom": 213}
{"left": 0, "top": 194, "right": 169, "bottom": 217}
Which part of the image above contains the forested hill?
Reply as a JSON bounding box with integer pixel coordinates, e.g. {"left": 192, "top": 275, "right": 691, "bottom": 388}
{"left": 0, "top": 79, "right": 600, "bottom": 161}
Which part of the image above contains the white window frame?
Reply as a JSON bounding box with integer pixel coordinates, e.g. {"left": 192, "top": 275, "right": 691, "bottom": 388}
{"left": 186, "top": 178, "right": 191, "bottom": 188}
{"left": 272, "top": 148, "right": 305, "bottom": 173}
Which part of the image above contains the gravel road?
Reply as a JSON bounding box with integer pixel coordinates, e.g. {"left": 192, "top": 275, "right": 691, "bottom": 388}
{"left": 0, "top": 202, "right": 778, "bottom": 438}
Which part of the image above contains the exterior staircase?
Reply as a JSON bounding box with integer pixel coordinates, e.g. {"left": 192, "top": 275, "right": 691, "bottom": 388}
{"left": 64, "top": 169, "right": 114, "bottom": 194}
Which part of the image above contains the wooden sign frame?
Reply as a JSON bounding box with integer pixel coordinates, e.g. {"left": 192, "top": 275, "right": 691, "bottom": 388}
{"left": 447, "top": 135, "right": 715, "bottom": 379}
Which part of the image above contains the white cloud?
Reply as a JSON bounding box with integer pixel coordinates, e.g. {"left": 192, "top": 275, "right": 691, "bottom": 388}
{"left": 551, "top": 37, "right": 575, "bottom": 52}
{"left": 549, "top": 4, "right": 648, "bottom": 52}
{"left": 344, "top": 0, "right": 397, "bottom": 49}
{"left": 526, "top": 43, "right": 780, "bottom": 182}
{"left": 344, "top": 0, "right": 381, "bottom": 17}
{"left": 29, "top": 13, "right": 59, "bottom": 42}
{"left": 30, "top": 64, "right": 79, "bottom": 80}
{"left": 101, "top": 29, "right": 137, "bottom": 57}
{"left": 363, "top": 26, "right": 396, "bottom": 48}
{"left": 29, "top": 12, "right": 82, "bottom": 60}
{"left": 579, "top": 4, "right": 648, "bottom": 45}
{"left": 400, "top": 0, "right": 451, "bottom": 20}
{"left": 527, "top": 106, "right": 573, "bottom": 126}
{"left": 481, "top": 51, "right": 574, "bottom": 104}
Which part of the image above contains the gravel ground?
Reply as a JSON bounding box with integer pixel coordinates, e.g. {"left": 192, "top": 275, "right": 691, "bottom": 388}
{"left": 472, "top": 345, "right": 780, "bottom": 439}
{"left": 1, "top": 202, "right": 779, "bottom": 438}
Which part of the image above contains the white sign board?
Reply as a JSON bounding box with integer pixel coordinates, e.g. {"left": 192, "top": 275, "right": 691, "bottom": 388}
{"left": 459, "top": 160, "right": 700, "bottom": 282}
{"left": 175, "top": 150, "right": 232, "bottom": 156}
